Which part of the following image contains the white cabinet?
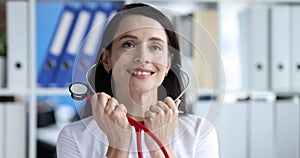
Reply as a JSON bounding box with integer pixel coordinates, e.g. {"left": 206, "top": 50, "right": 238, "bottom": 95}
{"left": 0, "top": 102, "right": 26, "bottom": 158}
{"left": 275, "top": 99, "right": 300, "bottom": 158}
{"left": 216, "top": 96, "right": 300, "bottom": 158}
{"left": 216, "top": 101, "right": 249, "bottom": 158}
{"left": 249, "top": 100, "right": 274, "bottom": 158}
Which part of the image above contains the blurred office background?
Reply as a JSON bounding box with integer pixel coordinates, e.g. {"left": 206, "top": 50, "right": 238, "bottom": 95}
{"left": 0, "top": 0, "right": 299, "bottom": 158}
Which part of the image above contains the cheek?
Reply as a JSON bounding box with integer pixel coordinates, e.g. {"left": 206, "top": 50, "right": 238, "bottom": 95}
{"left": 153, "top": 55, "right": 170, "bottom": 71}
{"left": 110, "top": 52, "right": 122, "bottom": 67}
{"left": 111, "top": 53, "right": 135, "bottom": 83}
{"left": 110, "top": 47, "right": 135, "bottom": 67}
{"left": 110, "top": 44, "right": 125, "bottom": 66}
{"left": 154, "top": 63, "right": 169, "bottom": 81}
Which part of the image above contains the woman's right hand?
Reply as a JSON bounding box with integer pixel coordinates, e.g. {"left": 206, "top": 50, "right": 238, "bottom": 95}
{"left": 91, "top": 92, "right": 132, "bottom": 152}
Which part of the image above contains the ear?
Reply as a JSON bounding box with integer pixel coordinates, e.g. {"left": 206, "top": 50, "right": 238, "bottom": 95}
{"left": 101, "top": 49, "right": 112, "bottom": 72}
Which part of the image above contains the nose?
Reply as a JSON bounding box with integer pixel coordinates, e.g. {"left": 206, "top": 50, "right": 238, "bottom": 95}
{"left": 134, "top": 45, "right": 150, "bottom": 64}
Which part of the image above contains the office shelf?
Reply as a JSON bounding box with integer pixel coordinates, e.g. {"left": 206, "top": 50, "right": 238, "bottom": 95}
{"left": 2, "top": 1, "right": 299, "bottom": 158}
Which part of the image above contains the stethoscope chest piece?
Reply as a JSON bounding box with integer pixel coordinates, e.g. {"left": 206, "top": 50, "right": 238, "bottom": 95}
{"left": 69, "top": 82, "right": 89, "bottom": 100}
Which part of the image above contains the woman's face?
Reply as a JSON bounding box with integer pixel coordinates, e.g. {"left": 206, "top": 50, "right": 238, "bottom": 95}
{"left": 103, "top": 15, "right": 171, "bottom": 95}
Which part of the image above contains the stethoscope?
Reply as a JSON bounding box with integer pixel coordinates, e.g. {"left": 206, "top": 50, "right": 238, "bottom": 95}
{"left": 69, "top": 63, "right": 190, "bottom": 158}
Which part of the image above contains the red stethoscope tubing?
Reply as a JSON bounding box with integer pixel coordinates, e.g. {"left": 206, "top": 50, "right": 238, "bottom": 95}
{"left": 127, "top": 116, "right": 169, "bottom": 158}
{"left": 135, "top": 127, "right": 143, "bottom": 158}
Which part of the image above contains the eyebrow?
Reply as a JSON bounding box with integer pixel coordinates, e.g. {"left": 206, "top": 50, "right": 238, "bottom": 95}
{"left": 118, "top": 34, "right": 166, "bottom": 44}
{"left": 149, "top": 37, "right": 165, "bottom": 44}
{"left": 118, "top": 34, "right": 138, "bottom": 41}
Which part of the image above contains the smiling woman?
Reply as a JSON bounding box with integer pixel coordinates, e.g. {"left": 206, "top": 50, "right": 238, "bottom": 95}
{"left": 57, "top": 3, "right": 219, "bottom": 158}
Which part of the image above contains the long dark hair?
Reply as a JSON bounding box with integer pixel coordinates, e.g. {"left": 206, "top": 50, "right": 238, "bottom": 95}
{"left": 82, "top": 3, "right": 184, "bottom": 118}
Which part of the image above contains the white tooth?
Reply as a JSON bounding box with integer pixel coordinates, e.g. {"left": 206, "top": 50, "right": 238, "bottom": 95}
{"left": 132, "top": 70, "right": 151, "bottom": 76}
{"left": 142, "top": 72, "right": 149, "bottom": 75}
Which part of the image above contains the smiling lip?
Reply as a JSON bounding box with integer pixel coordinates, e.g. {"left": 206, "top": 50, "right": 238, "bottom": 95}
{"left": 128, "top": 68, "right": 154, "bottom": 79}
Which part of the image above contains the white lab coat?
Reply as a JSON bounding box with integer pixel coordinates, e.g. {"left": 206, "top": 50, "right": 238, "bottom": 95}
{"left": 57, "top": 112, "right": 219, "bottom": 158}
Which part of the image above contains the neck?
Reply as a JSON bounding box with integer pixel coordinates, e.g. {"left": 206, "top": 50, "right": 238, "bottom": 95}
{"left": 115, "top": 89, "right": 157, "bottom": 122}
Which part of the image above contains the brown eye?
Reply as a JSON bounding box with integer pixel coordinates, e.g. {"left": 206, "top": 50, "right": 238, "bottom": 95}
{"left": 123, "top": 42, "right": 135, "bottom": 48}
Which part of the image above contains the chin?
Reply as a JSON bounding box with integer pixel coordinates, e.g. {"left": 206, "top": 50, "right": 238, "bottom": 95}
{"left": 129, "top": 83, "right": 158, "bottom": 94}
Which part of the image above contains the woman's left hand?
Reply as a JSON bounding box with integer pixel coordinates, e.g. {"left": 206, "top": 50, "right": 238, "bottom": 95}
{"left": 144, "top": 97, "right": 181, "bottom": 151}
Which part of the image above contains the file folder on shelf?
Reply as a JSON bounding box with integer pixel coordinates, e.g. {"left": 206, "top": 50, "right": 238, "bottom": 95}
{"left": 249, "top": 6, "right": 269, "bottom": 91}
{"left": 238, "top": 5, "right": 270, "bottom": 91}
{"left": 6, "top": 1, "right": 28, "bottom": 90}
{"left": 270, "top": 5, "right": 291, "bottom": 92}
{"left": 291, "top": 6, "right": 300, "bottom": 92}
{"left": 72, "top": 5, "right": 113, "bottom": 83}
{"left": 54, "top": 6, "right": 94, "bottom": 87}
{"left": 38, "top": 4, "right": 80, "bottom": 87}
{"left": 238, "top": 9, "right": 251, "bottom": 91}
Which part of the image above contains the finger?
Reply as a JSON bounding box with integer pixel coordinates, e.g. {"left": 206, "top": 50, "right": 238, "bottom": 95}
{"left": 111, "top": 106, "right": 125, "bottom": 118}
{"left": 156, "top": 101, "right": 169, "bottom": 113}
{"left": 104, "top": 98, "right": 119, "bottom": 114}
{"left": 91, "top": 93, "right": 111, "bottom": 119}
{"left": 91, "top": 92, "right": 111, "bottom": 108}
{"left": 118, "top": 104, "right": 127, "bottom": 113}
{"left": 114, "top": 104, "right": 128, "bottom": 117}
{"left": 108, "top": 97, "right": 119, "bottom": 106}
{"left": 91, "top": 94, "right": 98, "bottom": 108}
{"left": 111, "top": 108, "right": 131, "bottom": 128}
{"left": 164, "top": 97, "right": 177, "bottom": 111}
{"left": 144, "top": 110, "right": 155, "bottom": 118}
{"left": 149, "top": 104, "right": 161, "bottom": 114}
